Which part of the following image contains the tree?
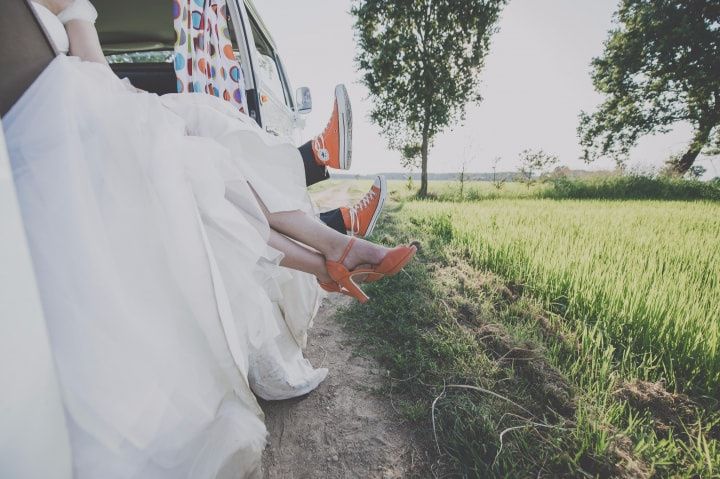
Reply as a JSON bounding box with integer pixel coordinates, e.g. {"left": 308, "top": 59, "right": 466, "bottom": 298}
{"left": 352, "top": 0, "right": 506, "bottom": 196}
{"left": 458, "top": 142, "right": 479, "bottom": 199}
{"left": 458, "top": 160, "right": 468, "bottom": 199}
{"left": 579, "top": 0, "right": 720, "bottom": 175}
{"left": 516, "top": 149, "right": 559, "bottom": 189}
{"left": 491, "top": 156, "right": 506, "bottom": 190}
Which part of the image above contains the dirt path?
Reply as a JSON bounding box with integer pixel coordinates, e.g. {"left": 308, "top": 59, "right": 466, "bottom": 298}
{"left": 260, "top": 295, "right": 423, "bottom": 478}
{"left": 260, "top": 181, "right": 425, "bottom": 478}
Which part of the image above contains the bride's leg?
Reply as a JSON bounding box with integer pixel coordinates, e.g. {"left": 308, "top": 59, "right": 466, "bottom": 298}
{"left": 268, "top": 230, "right": 333, "bottom": 283}
{"left": 252, "top": 190, "right": 389, "bottom": 270}
{"left": 270, "top": 210, "right": 391, "bottom": 269}
{"left": 261, "top": 200, "right": 416, "bottom": 302}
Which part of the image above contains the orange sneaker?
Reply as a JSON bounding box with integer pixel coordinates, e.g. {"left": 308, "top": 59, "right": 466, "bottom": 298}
{"left": 311, "top": 84, "right": 352, "bottom": 170}
{"left": 340, "top": 175, "right": 387, "bottom": 238}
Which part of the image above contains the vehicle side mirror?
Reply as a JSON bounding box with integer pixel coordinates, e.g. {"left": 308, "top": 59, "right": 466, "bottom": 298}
{"left": 296, "top": 87, "right": 312, "bottom": 114}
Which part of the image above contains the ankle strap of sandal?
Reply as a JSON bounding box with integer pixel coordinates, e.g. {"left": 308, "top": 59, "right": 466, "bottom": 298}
{"left": 337, "top": 237, "right": 356, "bottom": 265}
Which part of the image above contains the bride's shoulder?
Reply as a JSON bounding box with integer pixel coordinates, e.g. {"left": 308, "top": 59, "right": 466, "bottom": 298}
{"left": 32, "top": 0, "right": 69, "bottom": 15}
{"left": 56, "top": 0, "right": 98, "bottom": 25}
{"left": 31, "top": 1, "right": 71, "bottom": 54}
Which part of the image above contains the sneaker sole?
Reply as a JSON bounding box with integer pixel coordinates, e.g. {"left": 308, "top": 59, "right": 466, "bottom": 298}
{"left": 362, "top": 175, "right": 387, "bottom": 238}
{"left": 335, "top": 84, "right": 352, "bottom": 170}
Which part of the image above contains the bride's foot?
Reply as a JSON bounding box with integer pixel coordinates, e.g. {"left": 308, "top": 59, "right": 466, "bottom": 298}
{"left": 316, "top": 269, "right": 333, "bottom": 285}
{"left": 316, "top": 241, "right": 380, "bottom": 297}
{"left": 319, "top": 263, "right": 373, "bottom": 294}
{"left": 324, "top": 238, "right": 417, "bottom": 303}
{"left": 327, "top": 236, "right": 388, "bottom": 272}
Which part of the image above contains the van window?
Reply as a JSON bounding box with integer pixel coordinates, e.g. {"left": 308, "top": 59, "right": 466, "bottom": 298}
{"left": 106, "top": 51, "right": 173, "bottom": 64}
{"left": 256, "top": 53, "right": 285, "bottom": 103}
{"left": 248, "top": 16, "right": 292, "bottom": 108}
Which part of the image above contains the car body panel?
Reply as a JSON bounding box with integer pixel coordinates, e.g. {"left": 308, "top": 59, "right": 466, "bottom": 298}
{"left": 240, "top": 0, "right": 303, "bottom": 143}
{"left": 94, "top": 0, "right": 305, "bottom": 144}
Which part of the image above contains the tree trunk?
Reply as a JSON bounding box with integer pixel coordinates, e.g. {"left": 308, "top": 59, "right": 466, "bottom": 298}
{"left": 673, "top": 123, "right": 713, "bottom": 174}
{"left": 419, "top": 133, "right": 429, "bottom": 197}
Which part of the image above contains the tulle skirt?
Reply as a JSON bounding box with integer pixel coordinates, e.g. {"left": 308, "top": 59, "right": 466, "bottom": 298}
{"left": 4, "top": 55, "right": 325, "bottom": 478}
{"left": 161, "top": 92, "right": 326, "bottom": 360}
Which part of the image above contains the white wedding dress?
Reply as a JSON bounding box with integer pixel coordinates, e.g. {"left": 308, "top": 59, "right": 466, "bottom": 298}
{"left": 5, "top": 52, "right": 326, "bottom": 478}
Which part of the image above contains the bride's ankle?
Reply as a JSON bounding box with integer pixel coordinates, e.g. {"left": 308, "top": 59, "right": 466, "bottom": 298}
{"left": 325, "top": 236, "right": 389, "bottom": 270}
{"left": 342, "top": 238, "right": 387, "bottom": 270}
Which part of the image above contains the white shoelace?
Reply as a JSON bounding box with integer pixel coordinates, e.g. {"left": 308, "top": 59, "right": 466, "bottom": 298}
{"left": 348, "top": 189, "right": 377, "bottom": 236}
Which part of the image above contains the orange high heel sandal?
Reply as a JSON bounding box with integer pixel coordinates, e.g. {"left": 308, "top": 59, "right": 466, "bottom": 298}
{"left": 362, "top": 240, "right": 420, "bottom": 283}
{"left": 325, "top": 238, "right": 373, "bottom": 303}
{"left": 318, "top": 280, "right": 343, "bottom": 293}
{"left": 319, "top": 281, "right": 360, "bottom": 300}
{"left": 326, "top": 238, "right": 418, "bottom": 303}
{"left": 320, "top": 280, "right": 368, "bottom": 303}
{"left": 369, "top": 243, "right": 417, "bottom": 278}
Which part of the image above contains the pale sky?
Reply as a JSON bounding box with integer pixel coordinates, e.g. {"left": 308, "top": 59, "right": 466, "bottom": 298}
{"left": 254, "top": 0, "right": 718, "bottom": 177}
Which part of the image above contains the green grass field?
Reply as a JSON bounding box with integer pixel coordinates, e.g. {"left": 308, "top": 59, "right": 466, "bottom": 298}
{"left": 407, "top": 198, "right": 720, "bottom": 395}
{"left": 330, "top": 178, "right": 720, "bottom": 477}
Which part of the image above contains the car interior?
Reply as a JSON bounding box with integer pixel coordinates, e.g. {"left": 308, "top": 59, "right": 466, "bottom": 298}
{"left": 1, "top": 1, "right": 265, "bottom": 121}
{"left": 94, "top": 0, "right": 263, "bottom": 118}
{"left": 93, "top": 0, "right": 178, "bottom": 95}
{"left": 0, "top": 0, "right": 56, "bottom": 117}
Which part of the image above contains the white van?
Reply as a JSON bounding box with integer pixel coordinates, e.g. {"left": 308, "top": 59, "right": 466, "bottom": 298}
{"left": 97, "top": 0, "right": 311, "bottom": 144}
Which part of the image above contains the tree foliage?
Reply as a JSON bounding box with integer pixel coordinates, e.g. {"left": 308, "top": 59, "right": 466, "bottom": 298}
{"left": 579, "top": 0, "right": 720, "bottom": 174}
{"left": 517, "top": 149, "right": 559, "bottom": 188}
{"left": 352, "top": 0, "right": 506, "bottom": 196}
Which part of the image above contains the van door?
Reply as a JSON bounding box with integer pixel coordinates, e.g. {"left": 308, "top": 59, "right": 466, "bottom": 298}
{"left": 225, "top": 0, "right": 304, "bottom": 144}
{"left": 246, "top": 14, "right": 297, "bottom": 141}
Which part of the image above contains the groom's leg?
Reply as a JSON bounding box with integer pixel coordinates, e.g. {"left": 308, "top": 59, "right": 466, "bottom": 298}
{"left": 319, "top": 209, "right": 346, "bottom": 234}
{"left": 298, "top": 83, "right": 352, "bottom": 187}
{"left": 298, "top": 140, "right": 330, "bottom": 187}
{"left": 316, "top": 176, "right": 387, "bottom": 237}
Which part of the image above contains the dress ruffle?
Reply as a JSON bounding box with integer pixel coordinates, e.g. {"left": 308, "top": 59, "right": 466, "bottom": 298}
{"left": 5, "top": 56, "right": 325, "bottom": 478}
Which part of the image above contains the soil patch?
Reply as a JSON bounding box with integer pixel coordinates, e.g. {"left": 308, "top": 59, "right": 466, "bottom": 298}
{"left": 260, "top": 295, "right": 428, "bottom": 478}
{"left": 614, "top": 379, "right": 699, "bottom": 437}
{"left": 435, "top": 259, "right": 576, "bottom": 418}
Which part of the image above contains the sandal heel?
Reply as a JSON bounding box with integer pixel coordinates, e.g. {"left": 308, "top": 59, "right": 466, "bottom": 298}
{"left": 343, "top": 275, "right": 370, "bottom": 303}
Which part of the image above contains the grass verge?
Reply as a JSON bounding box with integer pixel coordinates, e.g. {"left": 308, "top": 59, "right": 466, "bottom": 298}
{"left": 335, "top": 195, "right": 719, "bottom": 478}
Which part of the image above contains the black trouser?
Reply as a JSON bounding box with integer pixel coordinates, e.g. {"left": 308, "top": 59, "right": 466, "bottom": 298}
{"left": 318, "top": 209, "right": 345, "bottom": 234}
{"left": 298, "top": 141, "right": 346, "bottom": 235}
{"left": 299, "top": 141, "right": 330, "bottom": 186}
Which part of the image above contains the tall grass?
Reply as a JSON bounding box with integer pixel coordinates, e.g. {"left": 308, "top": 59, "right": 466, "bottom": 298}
{"left": 406, "top": 199, "right": 720, "bottom": 396}
{"left": 411, "top": 176, "right": 720, "bottom": 202}
{"left": 545, "top": 176, "right": 720, "bottom": 201}
{"left": 333, "top": 182, "right": 720, "bottom": 476}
